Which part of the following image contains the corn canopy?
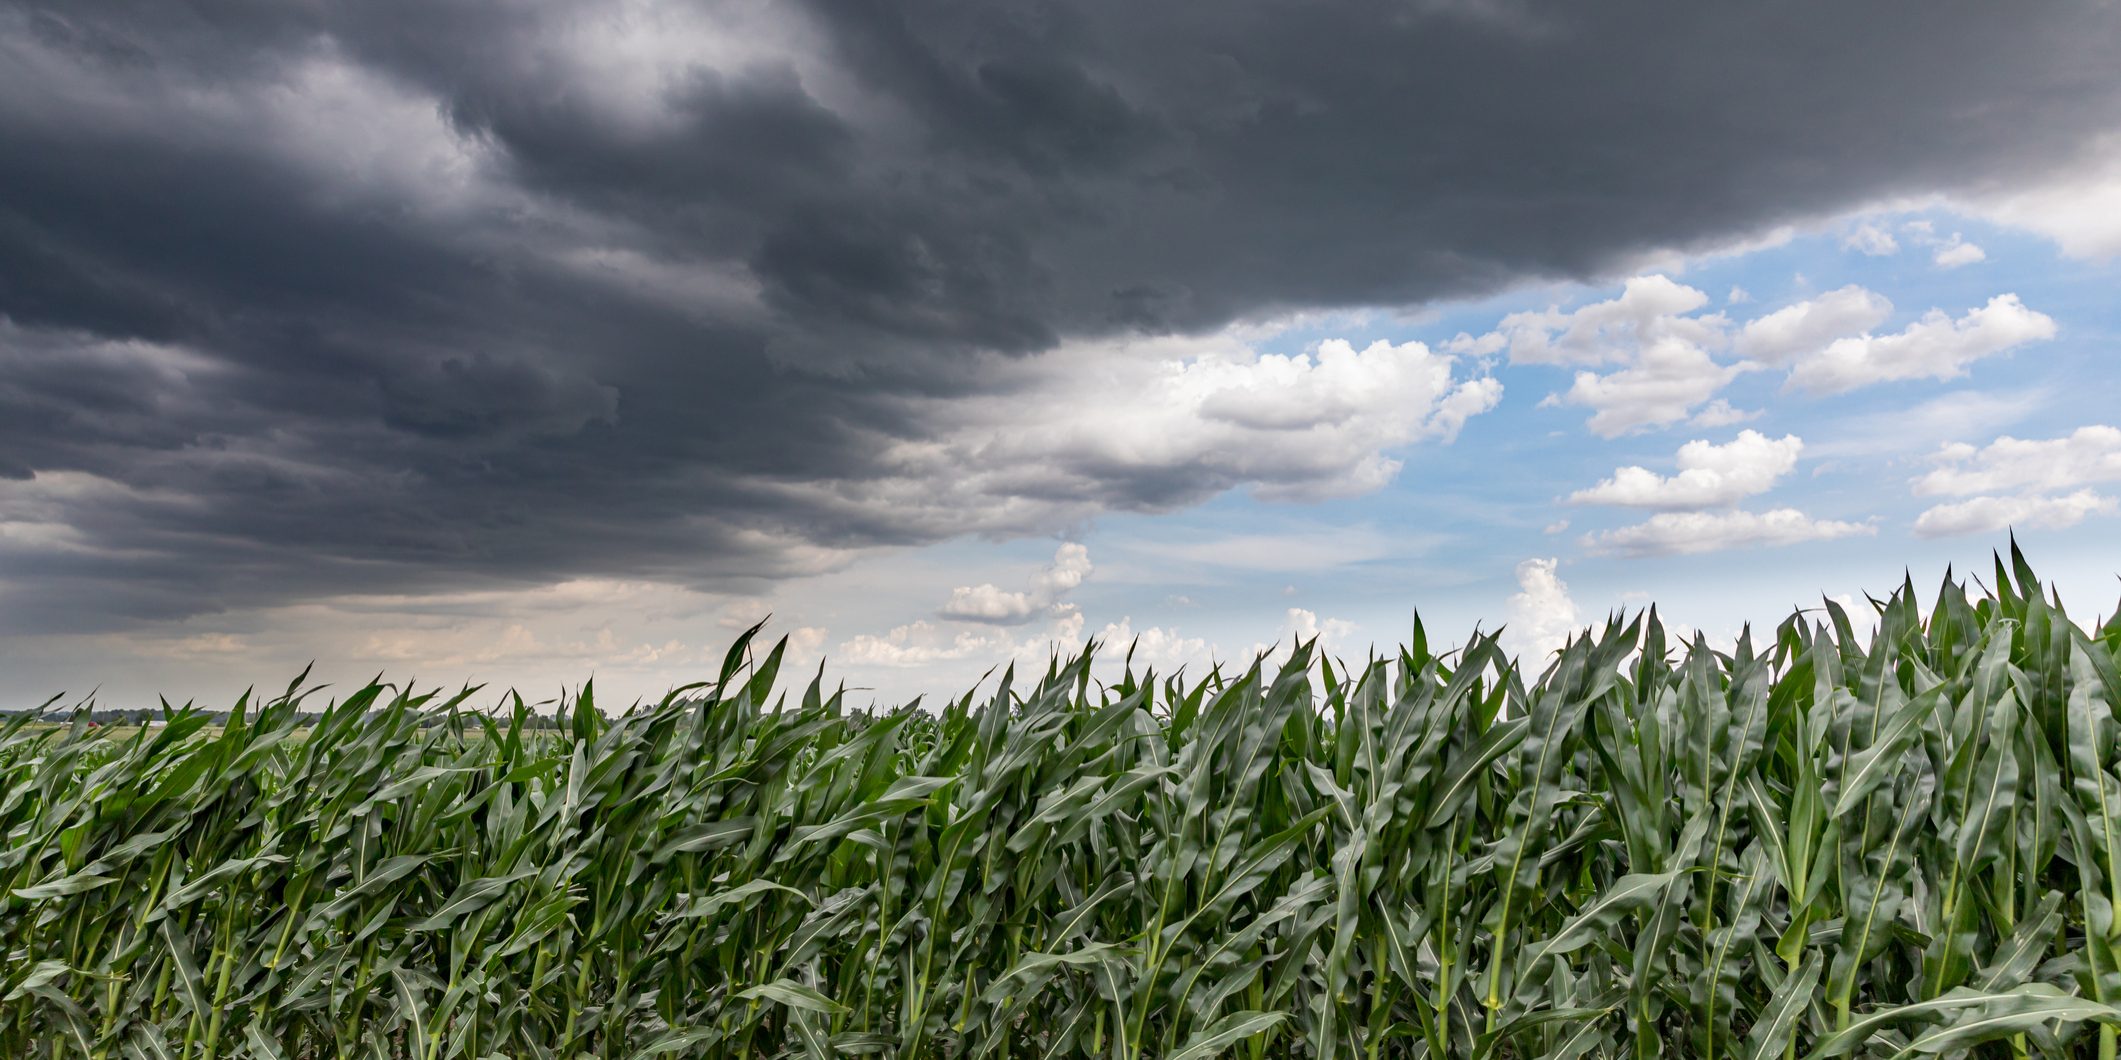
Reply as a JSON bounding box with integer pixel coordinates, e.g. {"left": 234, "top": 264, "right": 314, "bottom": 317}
{"left": 5, "top": 548, "right": 2121, "bottom": 1058}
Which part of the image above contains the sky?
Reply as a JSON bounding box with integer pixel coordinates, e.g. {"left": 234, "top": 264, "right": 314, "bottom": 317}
{"left": 5, "top": 0, "right": 2121, "bottom": 709}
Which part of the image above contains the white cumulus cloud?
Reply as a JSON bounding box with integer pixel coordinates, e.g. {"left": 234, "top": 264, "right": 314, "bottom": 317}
{"left": 1092, "top": 617, "right": 1214, "bottom": 673}
{"left": 1505, "top": 557, "right": 1582, "bottom": 659}
{"left": 1458, "top": 275, "right": 2053, "bottom": 439}
{"left": 1905, "top": 426, "right": 2121, "bottom": 539}
{"left": 1248, "top": 607, "right": 1362, "bottom": 669}
{"left": 1485, "top": 275, "right": 1720, "bottom": 367}
{"left": 936, "top": 585, "right": 1042, "bottom": 624}
{"left": 1913, "top": 490, "right": 2117, "bottom": 538}
{"left": 1733, "top": 285, "right": 1894, "bottom": 365}
{"left": 1283, "top": 607, "right": 1358, "bottom": 644}
{"left": 1784, "top": 294, "right": 2055, "bottom": 394}
{"left": 837, "top": 621, "right": 1002, "bottom": 668}
{"left": 1843, "top": 223, "right": 1900, "bottom": 256}
{"left": 839, "top": 610, "right": 1089, "bottom": 670}
{"left": 1476, "top": 275, "right": 1739, "bottom": 436}
{"left": 1570, "top": 431, "right": 1804, "bottom": 509}
{"left": 1585, "top": 509, "right": 1874, "bottom": 556}
{"left": 939, "top": 542, "right": 1094, "bottom": 624}
{"left": 1932, "top": 235, "right": 1987, "bottom": 268}
{"left": 849, "top": 328, "right": 1503, "bottom": 537}
{"left": 1688, "top": 399, "right": 1759, "bottom": 427}
{"left": 1912, "top": 425, "right": 2121, "bottom": 496}
{"left": 1553, "top": 341, "right": 1746, "bottom": 437}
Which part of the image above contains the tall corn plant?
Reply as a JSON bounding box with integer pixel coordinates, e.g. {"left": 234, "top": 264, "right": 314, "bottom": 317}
{"left": 4, "top": 545, "right": 2121, "bottom": 1057}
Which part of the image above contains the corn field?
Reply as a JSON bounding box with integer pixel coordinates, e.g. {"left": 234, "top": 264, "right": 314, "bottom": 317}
{"left": 5, "top": 548, "right": 2121, "bottom": 1058}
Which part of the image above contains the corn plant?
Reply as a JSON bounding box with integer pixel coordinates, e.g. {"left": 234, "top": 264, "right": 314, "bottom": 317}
{"left": 3, "top": 544, "right": 2120, "bottom": 1058}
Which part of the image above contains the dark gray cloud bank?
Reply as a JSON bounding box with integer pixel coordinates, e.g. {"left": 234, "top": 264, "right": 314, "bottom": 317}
{"left": 3, "top": 0, "right": 2117, "bottom": 632}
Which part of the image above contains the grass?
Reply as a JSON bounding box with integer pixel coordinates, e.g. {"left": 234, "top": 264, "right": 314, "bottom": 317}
{"left": 2, "top": 544, "right": 2120, "bottom": 1057}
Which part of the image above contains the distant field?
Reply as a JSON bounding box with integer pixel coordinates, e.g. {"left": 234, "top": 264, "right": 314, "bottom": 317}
{"left": 3, "top": 549, "right": 2119, "bottom": 1057}
{"left": 14, "top": 725, "right": 186, "bottom": 740}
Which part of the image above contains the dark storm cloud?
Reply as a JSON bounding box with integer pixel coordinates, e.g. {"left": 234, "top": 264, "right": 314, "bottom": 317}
{"left": 3, "top": 0, "right": 2118, "bottom": 631}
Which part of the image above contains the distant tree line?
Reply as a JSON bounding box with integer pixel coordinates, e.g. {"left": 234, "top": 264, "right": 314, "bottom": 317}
{"left": 1, "top": 707, "right": 578, "bottom": 729}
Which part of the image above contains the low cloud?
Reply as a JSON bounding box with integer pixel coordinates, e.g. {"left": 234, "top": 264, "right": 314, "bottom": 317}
{"left": 1570, "top": 431, "right": 1803, "bottom": 510}
{"left": 1784, "top": 294, "right": 2054, "bottom": 394}
{"left": 1843, "top": 223, "right": 1900, "bottom": 256}
{"left": 1731, "top": 282, "right": 2054, "bottom": 394}
{"left": 1585, "top": 509, "right": 1874, "bottom": 557}
{"left": 1907, "top": 425, "right": 2121, "bottom": 539}
{"left": 1554, "top": 348, "right": 1745, "bottom": 438}
{"left": 839, "top": 620, "right": 1024, "bottom": 669}
{"left": 1092, "top": 617, "right": 1213, "bottom": 674}
{"left": 1283, "top": 607, "right": 1358, "bottom": 646}
{"left": 1478, "top": 276, "right": 1735, "bottom": 436}
{"left": 1505, "top": 557, "right": 1582, "bottom": 660}
{"left": 1688, "top": 399, "right": 1759, "bottom": 428}
{"left": 851, "top": 331, "right": 1501, "bottom": 538}
{"left": 1734, "top": 286, "right": 1895, "bottom": 365}
{"left": 840, "top": 580, "right": 1216, "bottom": 687}
{"left": 1913, "top": 425, "right": 2121, "bottom": 496}
{"left": 1248, "top": 607, "right": 1361, "bottom": 669}
{"left": 1123, "top": 524, "right": 1409, "bottom": 573}
{"left": 839, "top": 608, "right": 1088, "bottom": 669}
{"left": 1913, "top": 490, "right": 2116, "bottom": 538}
{"left": 939, "top": 542, "right": 1093, "bottom": 625}
{"left": 1565, "top": 429, "right": 1862, "bottom": 557}
{"left": 1469, "top": 275, "right": 2052, "bottom": 436}
{"left": 1481, "top": 275, "right": 1719, "bottom": 368}
{"left": 1931, "top": 235, "right": 1987, "bottom": 268}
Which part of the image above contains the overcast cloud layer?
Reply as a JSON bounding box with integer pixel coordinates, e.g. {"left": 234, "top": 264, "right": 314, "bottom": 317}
{"left": 6, "top": 0, "right": 2121, "bottom": 636}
